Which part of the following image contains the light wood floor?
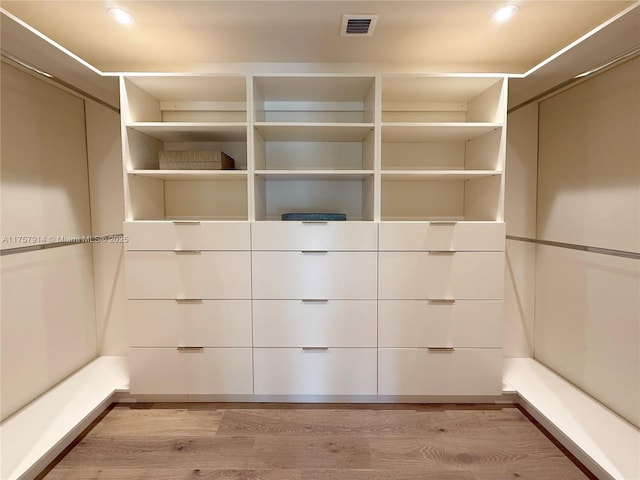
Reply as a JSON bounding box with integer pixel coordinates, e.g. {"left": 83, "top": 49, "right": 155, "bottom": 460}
{"left": 40, "top": 403, "right": 595, "bottom": 480}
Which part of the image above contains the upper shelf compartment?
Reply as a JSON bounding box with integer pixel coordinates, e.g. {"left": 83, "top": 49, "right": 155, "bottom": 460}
{"left": 253, "top": 75, "right": 376, "bottom": 124}
{"left": 121, "top": 75, "right": 247, "bottom": 123}
{"left": 382, "top": 76, "right": 507, "bottom": 124}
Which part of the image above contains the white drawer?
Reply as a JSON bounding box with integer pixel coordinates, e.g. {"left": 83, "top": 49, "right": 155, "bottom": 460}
{"left": 378, "top": 348, "right": 502, "bottom": 396}
{"left": 252, "top": 251, "right": 377, "bottom": 299}
{"left": 379, "top": 222, "right": 505, "bottom": 251}
{"left": 253, "top": 348, "right": 377, "bottom": 395}
{"left": 124, "top": 221, "right": 250, "bottom": 251}
{"left": 129, "top": 347, "right": 253, "bottom": 395}
{"left": 252, "top": 221, "right": 377, "bottom": 251}
{"left": 125, "top": 251, "right": 251, "bottom": 299}
{"left": 253, "top": 300, "right": 377, "bottom": 347}
{"left": 128, "top": 300, "right": 252, "bottom": 347}
{"left": 378, "top": 252, "right": 504, "bottom": 300}
{"left": 378, "top": 300, "right": 502, "bottom": 348}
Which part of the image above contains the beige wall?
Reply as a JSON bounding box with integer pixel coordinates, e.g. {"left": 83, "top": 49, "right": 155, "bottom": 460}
{"left": 0, "top": 60, "right": 126, "bottom": 420}
{"left": 85, "top": 101, "right": 127, "bottom": 356}
{"left": 503, "top": 102, "right": 538, "bottom": 357}
{"left": 0, "top": 63, "right": 98, "bottom": 420}
{"left": 537, "top": 57, "right": 640, "bottom": 253}
{"left": 535, "top": 57, "right": 640, "bottom": 428}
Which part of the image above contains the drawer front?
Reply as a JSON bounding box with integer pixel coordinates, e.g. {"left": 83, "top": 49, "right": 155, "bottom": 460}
{"left": 125, "top": 251, "right": 251, "bottom": 299}
{"left": 253, "top": 300, "right": 377, "bottom": 347}
{"left": 252, "top": 252, "right": 377, "bottom": 299}
{"left": 128, "top": 300, "right": 252, "bottom": 347}
{"left": 253, "top": 348, "right": 377, "bottom": 395}
{"left": 379, "top": 222, "right": 505, "bottom": 251}
{"left": 378, "top": 348, "right": 502, "bottom": 396}
{"left": 252, "top": 221, "right": 377, "bottom": 251}
{"left": 378, "top": 252, "right": 504, "bottom": 300}
{"left": 378, "top": 300, "right": 502, "bottom": 348}
{"left": 129, "top": 347, "right": 253, "bottom": 395}
{"left": 124, "top": 221, "right": 250, "bottom": 251}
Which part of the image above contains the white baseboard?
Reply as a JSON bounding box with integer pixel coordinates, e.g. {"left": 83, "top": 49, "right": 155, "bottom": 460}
{"left": 0, "top": 356, "right": 128, "bottom": 480}
{"left": 504, "top": 358, "right": 640, "bottom": 480}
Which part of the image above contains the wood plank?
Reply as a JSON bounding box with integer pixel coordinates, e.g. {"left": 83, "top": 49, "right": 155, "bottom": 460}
{"left": 40, "top": 404, "right": 594, "bottom": 480}
{"left": 88, "top": 406, "right": 225, "bottom": 437}
{"left": 301, "top": 469, "right": 477, "bottom": 480}
{"left": 51, "top": 436, "right": 254, "bottom": 470}
{"left": 249, "top": 435, "right": 372, "bottom": 469}
{"left": 43, "top": 468, "right": 302, "bottom": 480}
{"left": 216, "top": 409, "right": 448, "bottom": 436}
{"left": 368, "top": 435, "right": 589, "bottom": 477}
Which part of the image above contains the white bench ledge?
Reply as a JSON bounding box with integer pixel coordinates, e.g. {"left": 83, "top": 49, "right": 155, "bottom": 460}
{"left": 504, "top": 358, "right": 640, "bottom": 480}
{"left": 0, "top": 356, "right": 129, "bottom": 480}
{"left": 3, "top": 356, "right": 637, "bottom": 480}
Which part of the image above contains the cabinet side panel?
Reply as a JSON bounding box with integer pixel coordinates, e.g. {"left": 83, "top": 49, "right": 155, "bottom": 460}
{"left": 126, "top": 128, "right": 162, "bottom": 170}
{"left": 464, "top": 175, "right": 501, "bottom": 221}
{"left": 465, "top": 128, "right": 503, "bottom": 171}
{"left": 467, "top": 79, "right": 506, "bottom": 123}
{"left": 128, "top": 175, "right": 165, "bottom": 220}
{"left": 123, "top": 78, "right": 161, "bottom": 122}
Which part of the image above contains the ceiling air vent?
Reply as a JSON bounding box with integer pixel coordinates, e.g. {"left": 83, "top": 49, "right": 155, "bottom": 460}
{"left": 341, "top": 14, "right": 378, "bottom": 37}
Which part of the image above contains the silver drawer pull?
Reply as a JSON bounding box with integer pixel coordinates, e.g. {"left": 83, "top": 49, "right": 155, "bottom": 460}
{"left": 174, "top": 250, "right": 201, "bottom": 254}
{"left": 175, "top": 299, "right": 203, "bottom": 304}
{"left": 302, "top": 299, "right": 329, "bottom": 303}
{"left": 430, "top": 221, "right": 457, "bottom": 225}
{"left": 302, "top": 347, "right": 329, "bottom": 351}
{"left": 428, "top": 299, "right": 456, "bottom": 304}
{"left": 301, "top": 250, "right": 328, "bottom": 254}
{"left": 427, "top": 347, "right": 455, "bottom": 352}
{"left": 302, "top": 221, "right": 328, "bottom": 224}
{"left": 176, "top": 346, "right": 204, "bottom": 352}
{"left": 428, "top": 250, "right": 455, "bottom": 255}
{"left": 173, "top": 221, "right": 201, "bottom": 225}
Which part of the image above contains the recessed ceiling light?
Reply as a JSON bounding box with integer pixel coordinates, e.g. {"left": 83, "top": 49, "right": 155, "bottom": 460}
{"left": 492, "top": 4, "right": 519, "bottom": 22}
{"left": 108, "top": 7, "right": 134, "bottom": 25}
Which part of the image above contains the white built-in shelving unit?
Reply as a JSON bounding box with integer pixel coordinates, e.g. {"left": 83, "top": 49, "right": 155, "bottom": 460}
{"left": 120, "top": 72, "right": 508, "bottom": 399}
{"left": 122, "top": 74, "right": 506, "bottom": 223}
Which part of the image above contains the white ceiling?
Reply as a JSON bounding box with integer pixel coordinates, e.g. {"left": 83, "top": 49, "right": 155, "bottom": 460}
{"left": 0, "top": 0, "right": 635, "bottom": 74}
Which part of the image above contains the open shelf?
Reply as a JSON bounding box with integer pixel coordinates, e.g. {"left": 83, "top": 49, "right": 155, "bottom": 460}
{"left": 128, "top": 174, "right": 248, "bottom": 221}
{"left": 254, "top": 123, "right": 374, "bottom": 142}
{"left": 255, "top": 170, "right": 374, "bottom": 181}
{"left": 254, "top": 75, "right": 376, "bottom": 124}
{"left": 254, "top": 176, "right": 374, "bottom": 221}
{"left": 382, "top": 76, "right": 506, "bottom": 123}
{"left": 381, "top": 175, "right": 502, "bottom": 222}
{"left": 382, "top": 123, "right": 502, "bottom": 142}
{"left": 126, "top": 122, "right": 247, "bottom": 142}
{"left": 128, "top": 170, "right": 247, "bottom": 181}
{"left": 122, "top": 75, "right": 247, "bottom": 123}
{"left": 382, "top": 170, "right": 501, "bottom": 180}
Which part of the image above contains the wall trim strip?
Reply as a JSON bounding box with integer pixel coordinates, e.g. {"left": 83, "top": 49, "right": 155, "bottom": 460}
{"left": 506, "top": 235, "right": 640, "bottom": 260}
{"left": 0, "top": 234, "right": 125, "bottom": 256}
